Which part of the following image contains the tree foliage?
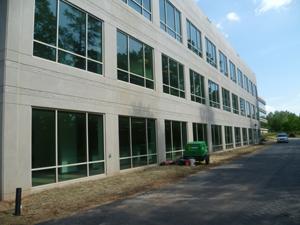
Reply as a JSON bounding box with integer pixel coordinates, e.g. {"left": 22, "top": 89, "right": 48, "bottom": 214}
{"left": 267, "top": 111, "right": 300, "bottom": 133}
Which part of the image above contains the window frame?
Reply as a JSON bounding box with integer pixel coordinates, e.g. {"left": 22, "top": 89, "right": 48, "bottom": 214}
{"left": 119, "top": 116, "right": 157, "bottom": 170}
{"left": 159, "top": 0, "right": 182, "bottom": 42}
{"left": 117, "top": 30, "right": 155, "bottom": 89}
{"left": 186, "top": 19, "right": 202, "bottom": 57}
{"left": 222, "top": 88, "right": 231, "bottom": 112}
{"left": 190, "top": 69, "right": 206, "bottom": 104}
{"left": 219, "top": 51, "right": 228, "bottom": 76}
{"left": 205, "top": 37, "right": 217, "bottom": 68}
{"left": 121, "top": 0, "right": 152, "bottom": 21}
{"left": 208, "top": 80, "right": 220, "bottom": 109}
{"left": 33, "top": 0, "right": 104, "bottom": 75}
{"left": 31, "top": 107, "right": 106, "bottom": 187}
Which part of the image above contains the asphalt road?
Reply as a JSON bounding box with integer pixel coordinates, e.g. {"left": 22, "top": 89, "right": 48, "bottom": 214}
{"left": 39, "top": 139, "right": 300, "bottom": 225}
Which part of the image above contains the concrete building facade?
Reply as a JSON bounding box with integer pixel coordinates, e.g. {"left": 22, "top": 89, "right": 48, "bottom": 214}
{"left": 0, "top": 0, "right": 259, "bottom": 200}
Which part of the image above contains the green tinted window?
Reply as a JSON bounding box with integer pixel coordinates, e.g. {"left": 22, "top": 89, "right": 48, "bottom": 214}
{"left": 162, "top": 54, "right": 185, "bottom": 98}
{"left": 88, "top": 114, "right": 104, "bottom": 161}
{"left": 32, "top": 109, "right": 56, "bottom": 168}
{"left": 131, "top": 118, "right": 147, "bottom": 156}
{"left": 190, "top": 70, "right": 205, "bottom": 104}
{"left": 119, "top": 116, "right": 157, "bottom": 170}
{"left": 34, "top": 0, "right": 57, "bottom": 45}
{"left": 58, "top": 111, "right": 87, "bottom": 165}
{"left": 88, "top": 15, "right": 102, "bottom": 61}
{"left": 33, "top": 0, "right": 103, "bottom": 75}
{"left": 119, "top": 116, "right": 131, "bottom": 158}
{"left": 129, "top": 38, "right": 144, "bottom": 76}
{"left": 165, "top": 120, "right": 187, "bottom": 160}
{"left": 117, "top": 30, "right": 154, "bottom": 89}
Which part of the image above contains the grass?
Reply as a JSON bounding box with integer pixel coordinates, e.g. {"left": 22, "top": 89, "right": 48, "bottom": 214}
{"left": 0, "top": 144, "right": 270, "bottom": 225}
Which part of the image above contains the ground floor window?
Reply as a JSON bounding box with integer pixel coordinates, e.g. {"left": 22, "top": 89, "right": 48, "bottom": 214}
{"left": 248, "top": 128, "right": 254, "bottom": 144}
{"left": 119, "top": 116, "right": 157, "bottom": 170}
{"left": 165, "top": 120, "right": 187, "bottom": 160}
{"left": 242, "top": 128, "right": 248, "bottom": 145}
{"left": 225, "top": 126, "right": 233, "bottom": 149}
{"left": 193, "top": 123, "right": 208, "bottom": 145}
{"left": 32, "top": 108, "right": 105, "bottom": 187}
{"left": 211, "top": 125, "right": 223, "bottom": 151}
{"left": 234, "top": 127, "right": 242, "bottom": 147}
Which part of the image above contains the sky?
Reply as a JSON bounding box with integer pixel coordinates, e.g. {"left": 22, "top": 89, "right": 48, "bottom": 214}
{"left": 194, "top": 0, "right": 300, "bottom": 115}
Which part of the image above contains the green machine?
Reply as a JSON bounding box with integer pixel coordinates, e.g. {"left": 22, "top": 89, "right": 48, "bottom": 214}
{"left": 184, "top": 141, "right": 210, "bottom": 164}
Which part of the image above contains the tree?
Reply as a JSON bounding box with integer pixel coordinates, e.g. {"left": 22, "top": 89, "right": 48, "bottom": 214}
{"left": 266, "top": 111, "right": 300, "bottom": 133}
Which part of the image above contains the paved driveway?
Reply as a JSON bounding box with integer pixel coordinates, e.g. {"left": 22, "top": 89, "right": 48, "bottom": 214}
{"left": 39, "top": 139, "right": 300, "bottom": 225}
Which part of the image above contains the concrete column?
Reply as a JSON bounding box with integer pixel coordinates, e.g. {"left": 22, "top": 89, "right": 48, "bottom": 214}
{"left": 207, "top": 123, "right": 213, "bottom": 153}
{"left": 232, "top": 126, "right": 236, "bottom": 149}
{"left": 187, "top": 121, "right": 193, "bottom": 142}
{"left": 154, "top": 48, "right": 163, "bottom": 94}
{"left": 221, "top": 125, "right": 226, "bottom": 150}
{"left": 2, "top": 104, "right": 32, "bottom": 200}
{"left": 157, "top": 118, "right": 166, "bottom": 163}
{"left": 152, "top": 0, "right": 160, "bottom": 28}
{"left": 105, "top": 113, "right": 120, "bottom": 176}
{"left": 104, "top": 22, "right": 117, "bottom": 80}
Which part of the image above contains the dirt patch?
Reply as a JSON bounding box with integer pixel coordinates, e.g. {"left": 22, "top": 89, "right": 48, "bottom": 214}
{"left": 0, "top": 144, "right": 270, "bottom": 225}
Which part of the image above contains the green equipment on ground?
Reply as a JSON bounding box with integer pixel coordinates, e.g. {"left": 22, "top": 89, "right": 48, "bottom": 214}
{"left": 184, "top": 141, "right": 210, "bottom": 164}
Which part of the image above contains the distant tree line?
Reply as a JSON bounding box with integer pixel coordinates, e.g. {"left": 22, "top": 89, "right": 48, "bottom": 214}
{"left": 267, "top": 111, "right": 300, "bottom": 133}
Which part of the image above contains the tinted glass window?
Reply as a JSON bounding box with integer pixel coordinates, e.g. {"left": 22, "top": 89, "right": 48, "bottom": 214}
{"left": 32, "top": 109, "right": 56, "bottom": 168}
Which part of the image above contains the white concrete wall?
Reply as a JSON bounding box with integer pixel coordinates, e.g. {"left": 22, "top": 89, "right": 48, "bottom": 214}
{"left": 0, "top": 0, "right": 259, "bottom": 200}
{"left": 0, "top": 0, "right": 8, "bottom": 201}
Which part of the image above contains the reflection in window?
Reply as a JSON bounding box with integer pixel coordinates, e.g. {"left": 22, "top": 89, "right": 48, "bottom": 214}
{"left": 205, "top": 37, "right": 217, "bottom": 68}
{"left": 32, "top": 108, "right": 105, "bottom": 187}
{"left": 121, "top": 0, "right": 152, "bottom": 20}
{"left": 165, "top": 120, "right": 187, "bottom": 160}
{"left": 187, "top": 19, "right": 202, "bottom": 57}
{"left": 190, "top": 70, "right": 205, "bottom": 104}
{"left": 208, "top": 80, "right": 220, "bottom": 108}
{"left": 235, "top": 127, "right": 242, "bottom": 147}
{"left": 193, "top": 123, "right": 207, "bottom": 145}
{"left": 242, "top": 128, "right": 248, "bottom": 145}
{"left": 117, "top": 30, "right": 154, "bottom": 89}
{"left": 222, "top": 88, "right": 231, "bottom": 112}
{"left": 240, "top": 98, "right": 246, "bottom": 116}
{"left": 159, "top": 0, "right": 182, "bottom": 42}
{"left": 229, "top": 61, "right": 237, "bottom": 83}
{"left": 225, "top": 126, "right": 233, "bottom": 149}
{"left": 119, "top": 116, "right": 157, "bottom": 170}
{"left": 162, "top": 54, "right": 185, "bottom": 98}
{"left": 33, "top": 0, "right": 103, "bottom": 74}
{"left": 237, "top": 68, "right": 243, "bottom": 88}
{"left": 232, "top": 93, "right": 239, "bottom": 115}
{"left": 211, "top": 125, "right": 223, "bottom": 152}
{"left": 219, "top": 51, "right": 228, "bottom": 76}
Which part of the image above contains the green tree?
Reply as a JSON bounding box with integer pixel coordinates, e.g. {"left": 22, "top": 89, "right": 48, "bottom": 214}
{"left": 267, "top": 111, "right": 300, "bottom": 133}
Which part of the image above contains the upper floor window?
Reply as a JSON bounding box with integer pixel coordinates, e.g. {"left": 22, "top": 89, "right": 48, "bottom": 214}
{"left": 219, "top": 51, "right": 228, "bottom": 76}
{"left": 240, "top": 98, "right": 246, "bottom": 116}
{"left": 208, "top": 80, "right": 220, "bottom": 108}
{"left": 186, "top": 20, "right": 202, "bottom": 57}
{"left": 243, "top": 74, "right": 249, "bottom": 92}
{"left": 159, "top": 0, "right": 182, "bottom": 42}
{"left": 246, "top": 101, "right": 251, "bottom": 118}
{"left": 232, "top": 93, "right": 239, "bottom": 115}
{"left": 222, "top": 88, "right": 231, "bottom": 112}
{"left": 121, "top": 0, "right": 152, "bottom": 20}
{"left": 190, "top": 70, "right": 205, "bottom": 104}
{"left": 205, "top": 38, "right": 217, "bottom": 68}
{"left": 162, "top": 54, "right": 185, "bottom": 98}
{"left": 248, "top": 80, "right": 252, "bottom": 93}
{"left": 34, "top": 0, "right": 103, "bottom": 75}
{"left": 229, "top": 61, "right": 237, "bottom": 83}
{"left": 237, "top": 68, "right": 243, "bottom": 88}
{"left": 117, "top": 30, "right": 154, "bottom": 89}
